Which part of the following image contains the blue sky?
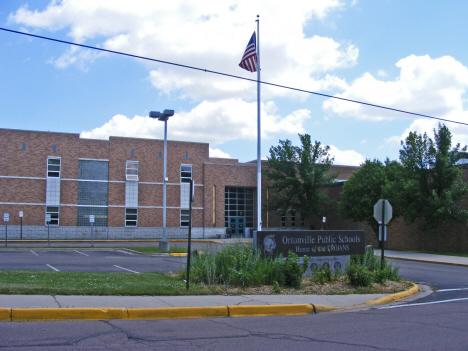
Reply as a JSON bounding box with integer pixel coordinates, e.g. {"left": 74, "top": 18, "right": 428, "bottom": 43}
{"left": 2, "top": 0, "right": 468, "bottom": 165}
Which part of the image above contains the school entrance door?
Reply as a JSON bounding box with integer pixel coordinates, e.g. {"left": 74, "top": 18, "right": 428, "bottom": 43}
{"left": 229, "top": 216, "right": 245, "bottom": 237}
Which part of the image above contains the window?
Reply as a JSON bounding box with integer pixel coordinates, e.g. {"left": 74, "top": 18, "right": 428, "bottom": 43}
{"left": 125, "top": 208, "right": 138, "bottom": 227}
{"left": 47, "top": 157, "right": 61, "bottom": 178}
{"left": 291, "top": 212, "right": 296, "bottom": 228}
{"left": 224, "top": 187, "right": 254, "bottom": 228}
{"left": 126, "top": 161, "right": 139, "bottom": 181}
{"left": 180, "top": 209, "right": 190, "bottom": 227}
{"left": 45, "top": 206, "right": 59, "bottom": 225}
{"left": 281, "top": 214, "right": 286, "bottom": 228}
{"left": 77, "top": 160, "right": 109, "bottom": 227}
{"left": 181, "top": 164, "right": 192, "bottom": 183}
{"left": 300, "top": 215, "right": 305, "bottom": 228}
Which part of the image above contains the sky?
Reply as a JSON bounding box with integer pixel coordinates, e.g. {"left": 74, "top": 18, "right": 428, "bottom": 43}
{"left": 2, "top": 0, "right": 468, "bottom": 166}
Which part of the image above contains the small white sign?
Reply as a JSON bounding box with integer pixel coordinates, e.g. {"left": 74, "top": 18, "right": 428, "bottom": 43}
{"left": 3, "top": 213, "right": 9, "bottom": 222}
{"left": 322, "top": 217, "right": 326, "bottom": 223}
{"left": 19, "top": 211, "right": 23, "bottom": 218}
{"left": 46, "top": 214, "right": 51, "bottom": 222}
{"left": 89, "top": 215, "right": 95, "bottom": 223}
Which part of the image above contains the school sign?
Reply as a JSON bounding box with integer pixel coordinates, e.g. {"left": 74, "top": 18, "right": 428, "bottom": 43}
{"left": 254, "top": 230, "right": 366, "bottom": 258}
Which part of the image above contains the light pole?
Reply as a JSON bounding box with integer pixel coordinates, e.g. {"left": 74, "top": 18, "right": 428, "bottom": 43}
{"left": 149, "top": 109, "right": 174, "bottom": 251}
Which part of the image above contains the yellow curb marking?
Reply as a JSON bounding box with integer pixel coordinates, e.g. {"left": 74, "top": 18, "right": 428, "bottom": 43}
{"left": 228, "top": 304, "right": 314, "bottom": 317}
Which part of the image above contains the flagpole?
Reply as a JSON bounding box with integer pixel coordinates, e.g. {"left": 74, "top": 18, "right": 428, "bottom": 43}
{"left": 256, "top": 15, "right": 261, "bottom": 232}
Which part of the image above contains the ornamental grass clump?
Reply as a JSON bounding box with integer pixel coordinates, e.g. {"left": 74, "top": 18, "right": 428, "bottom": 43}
{"left": 178, "top": 243, "right": 309, "bottom": 288}
{"left": 345, "top": 248, "right": 401, "bottom": 287}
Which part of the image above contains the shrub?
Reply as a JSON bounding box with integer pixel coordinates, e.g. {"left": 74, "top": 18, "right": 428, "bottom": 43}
{"left": 178, "top": 244, "right": 309, "bottom": 289}
{"left": 346, "top": 248, "right": 401, "bottom": 286}
{"left": 345, "top": 263, "right": 374, "bottom": 287}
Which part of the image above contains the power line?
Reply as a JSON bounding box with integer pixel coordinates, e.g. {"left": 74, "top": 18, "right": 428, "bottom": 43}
{"left": 1, "top": 26, "right": 467, "bottom": 127}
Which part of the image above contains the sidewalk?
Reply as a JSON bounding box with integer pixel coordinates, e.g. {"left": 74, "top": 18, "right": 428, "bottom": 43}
{"left": 376, "top": 249, "right": 468, "bottom": 267}
{"left": 0, "top": 285, "right": 419, "bottom": 321}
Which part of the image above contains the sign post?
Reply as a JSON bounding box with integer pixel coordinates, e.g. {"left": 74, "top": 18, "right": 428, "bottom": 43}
{"left": 19, "top": 211, "right": 23, "bottom": 240}
{"left": 374, "top": 199, "right": 392, "bottom": 269}
{"left": 89, "top": 215, "right": 95, "bottom": 247}
{"left": 4, "top": 213, "right": 9, "bottom": 247}
{"left": 46, "top": 213, "right": 51, "bottom": 247}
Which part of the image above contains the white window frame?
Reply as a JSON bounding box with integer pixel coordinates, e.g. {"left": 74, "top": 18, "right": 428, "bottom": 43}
{"left": 281, "top": 214, "right": 286, "bottom": 228}
{"left": 125, "top": 208, "right": 138, "bottom": 227}
{"left": 47, "top": 157, "right": 61, "bottom": 178}
{"left": 126, "top": 161, "right": 139, "bottom": 181}
{"left": 45, "top": 206, "right": 59, "bottom": 226}
{"left": 291, "top": 212, "right": 296, "bottom": 228}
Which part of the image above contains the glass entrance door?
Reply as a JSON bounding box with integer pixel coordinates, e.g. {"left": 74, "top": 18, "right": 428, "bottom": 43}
{"left": 229, "top": 216, "right": 244, "bottom": 237}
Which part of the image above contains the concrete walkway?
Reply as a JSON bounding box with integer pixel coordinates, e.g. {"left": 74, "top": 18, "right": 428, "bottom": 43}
{"left": 376, "top": 249, "right": 468, "bottom": 267}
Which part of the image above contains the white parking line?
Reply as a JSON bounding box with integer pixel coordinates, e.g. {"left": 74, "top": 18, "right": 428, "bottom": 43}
{"left": 380, "top": 297, "right": 468, "bottom": 309}
{"left": 437, "top": 288, "right": 468, "bottom": 292}
{"left": 30, "top": 250, "right": 38, "bottom": 256}
{"left": 46, "top": 264, "right": 60, "bottom": 272}
{"left": 113, "top": 265, "right": 140, "bottom": 274}
{"left": 75, "top": 250, "right": 89, "bottom": 256}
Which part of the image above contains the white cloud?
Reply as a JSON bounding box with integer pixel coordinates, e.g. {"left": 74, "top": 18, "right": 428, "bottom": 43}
{"left": 80, "top": 99, "right": 311, "bottom": 145}
{"left": 209, "top": 147, "right": 232, "bottom": 158}
{"left": 329, "top": 145, "right": 365, "bottom": 166}
{"left": 323, "top": 55, "right": 468, "bottom": 121}
{"left": 9, "top": 0, "right": 356, "bottom": 100}
{"left": 386, "top": 115, "right": 468, "bottom": 150}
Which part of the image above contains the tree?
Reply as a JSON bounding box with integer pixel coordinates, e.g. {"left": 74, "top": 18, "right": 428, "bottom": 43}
{"left": 265, "top": 134, "right": 338, "bottom": 227}
{"left": 398, "top": 124, "right": 468, "bottom": 251}
{"left": 339, "top": 158, "right": 403, "bottom": 243}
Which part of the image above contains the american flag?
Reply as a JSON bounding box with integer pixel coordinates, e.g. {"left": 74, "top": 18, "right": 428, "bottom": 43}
{"left": 239, "top": 32, "right": 257, "bottom": 72}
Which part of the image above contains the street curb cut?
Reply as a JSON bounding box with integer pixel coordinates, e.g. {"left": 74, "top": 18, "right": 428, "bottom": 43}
{"left": 384, "top": 256, "right": 468, "bottom": 268}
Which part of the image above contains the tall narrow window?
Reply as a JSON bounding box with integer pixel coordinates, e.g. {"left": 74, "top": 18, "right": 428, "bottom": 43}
{"left": 45, "top": 206, "right": 59, "bottom": 225}
{"left": 126, "top": 161, "right": 139, "bottom": 181}
{"left": 281, "top": 214, "right": 286, "bottom": 228}
{"left": 47, "top": 157, "right": 61, "bottom": 178}
{"left": 180, "top": 164, "right": 192, "bottom": 183}
{"left": 180, "top": 209, "right": 190, "bottom": 227}
{"left": 125, "top": 208, "right": 138, "bottom": 227}
{"left": 291, "top": 212, "right": 296, "bottom": 228}
{"left": 300, "top": 215, "right": 305, "bottom": 228}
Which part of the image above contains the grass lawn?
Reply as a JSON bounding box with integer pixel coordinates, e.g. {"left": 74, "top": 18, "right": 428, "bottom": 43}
{"left": 0, "top": 270, "right": 206, "bottom": 296}
{"left": 125, "top": 247, "right": 187, "bottom": 254}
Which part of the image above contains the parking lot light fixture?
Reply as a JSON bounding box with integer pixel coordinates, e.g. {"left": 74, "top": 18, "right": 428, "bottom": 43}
{"left": 149, "top": 109, "right": 174, "bottom": 251}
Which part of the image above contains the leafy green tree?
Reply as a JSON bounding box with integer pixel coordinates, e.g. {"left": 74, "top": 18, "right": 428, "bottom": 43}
{"left": 398, "top": 124, "right": 468, "bottom": 251}
{"left": 339, "top": 158, "right": 403, "bottom": 242}
{"left": 265, "top": 134, "right": 338, "bottom": 227}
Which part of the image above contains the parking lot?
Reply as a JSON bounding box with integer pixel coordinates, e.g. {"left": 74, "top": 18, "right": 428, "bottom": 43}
{"left": 0, "top": 249, "right": 187, "bottom": 274}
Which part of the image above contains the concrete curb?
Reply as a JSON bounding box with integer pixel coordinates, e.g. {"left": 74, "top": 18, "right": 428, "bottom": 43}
{"left": 0, "top": 284, "right": 421, "bottom": 322}
{"left": 384, "top": 255, "right": 468, "bottom": 268}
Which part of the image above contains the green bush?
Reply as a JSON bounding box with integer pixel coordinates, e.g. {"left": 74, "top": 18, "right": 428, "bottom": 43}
{"left": 178, "top": 244, "right": 308, "bottom": 289}
{"left": 345, "top": 263, "right": 374, "bottom": 287}
{"left": 346, "top": 248, "right": 401, "bottom": 287}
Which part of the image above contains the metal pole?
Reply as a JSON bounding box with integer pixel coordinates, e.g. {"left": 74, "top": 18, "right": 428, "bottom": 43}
{"left": 381, "top": 201, "right": 385, "bottom": 270}
{"left": 91, "top": 222, "right": 94, "bottom": 248}
{"left": 47, "top": 222, "right": 50, "bottom": 248}
{"left": 186, "top": 179, "right": 193, "bottom": 290}
{"left": 20, "top": 217, "right": 22, "bottom": 240}
{"left": 256, "top": 15, "right": 262, "bottom": 232}
{"left": 159, "top": 118, "right": 169, "bottom": 251}
{"left": 5, "top": 223, "right": 7, "bottom": 247}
